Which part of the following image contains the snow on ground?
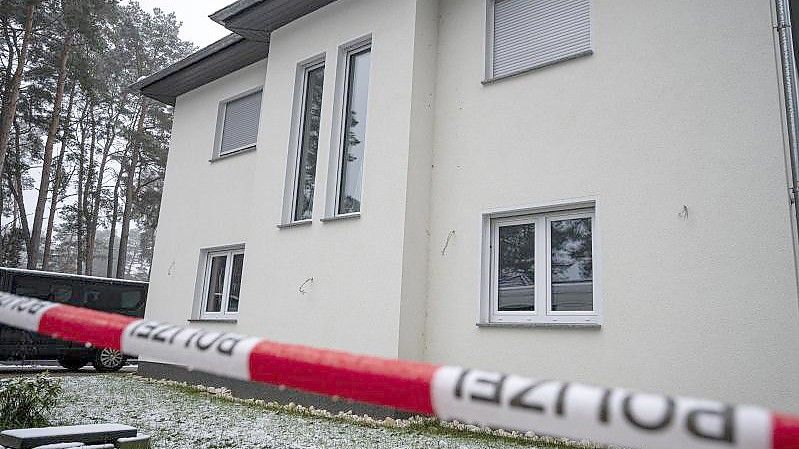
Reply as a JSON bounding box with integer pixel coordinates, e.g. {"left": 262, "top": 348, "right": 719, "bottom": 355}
{"left": 0, "top": 362, "right": 137, "bottom": 373}
{"left": 46, "top": 374, "right": 579, "bottom": 449}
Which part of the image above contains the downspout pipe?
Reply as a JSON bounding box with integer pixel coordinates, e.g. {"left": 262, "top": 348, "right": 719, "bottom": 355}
{"left": 776, "top": 0, "right": 799, "bottom": 264}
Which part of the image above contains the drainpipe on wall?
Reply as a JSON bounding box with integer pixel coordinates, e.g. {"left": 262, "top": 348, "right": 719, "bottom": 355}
{"left": 776, "top": 0, "right": 799, "bottom": 291}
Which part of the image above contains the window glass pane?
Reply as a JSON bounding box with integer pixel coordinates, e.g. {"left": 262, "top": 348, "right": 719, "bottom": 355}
{"left": 338, "top": 48, "right": 371, "bottom": 214}
{"left": 49, "top": 284, "right": 72, "bottom": 303}
{"left": 83, "top": 286, "right": 118, "bottom": 311}
{"left": 227, "top": 253, "right": 244, "bottom": 313}
{"left": 81, "top": 289, "right": 101, "bottom": 308}
{"left": 294, "top": 65, "right": 325, "bottom": 221}
{"left": 220, "top": 91, "right": 262, "bottom": 154}
{"left": 498, "top": 223, "right": 535, "bottom": 311}
{"left": 120, "top": 290, "right": 143, "bottom": 311}
{"left": 14, "top": 278, "right": 50, "bottom": 299}
{"left": 205, "top": 255, "right": 227, "bottom": 313}
{"left": 551, "top": 217, "right": 593, "bottom": 311}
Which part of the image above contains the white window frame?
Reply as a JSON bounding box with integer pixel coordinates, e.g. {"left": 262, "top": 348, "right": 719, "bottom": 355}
{"left": 281, "top": 55, "right": 326, "bottom": 226}
{"left": 212, "top": 87, "right": 263, "bottom": 160}
{"left": 482, "top": 0, "right": 593, "bottom": 83}
{"left": 194, "top": 246, "right": 245, "bottom": 320}
{"left": 481, "top": 201, "right": 600, "bottom": 326}
{"left": 324, "top": 35, "right": 372, "bottom": 221}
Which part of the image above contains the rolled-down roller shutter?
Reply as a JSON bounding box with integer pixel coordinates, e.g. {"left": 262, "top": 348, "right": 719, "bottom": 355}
{"left": 492, "top": 0, "right": 591, "bottom": 78}
{"left": 220, "top": 90, "right": 262, "bottom": 155}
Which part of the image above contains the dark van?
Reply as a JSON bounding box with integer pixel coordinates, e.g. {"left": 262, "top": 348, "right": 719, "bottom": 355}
{"left": 0, "top": 267, "right": 147, "bottom": 372}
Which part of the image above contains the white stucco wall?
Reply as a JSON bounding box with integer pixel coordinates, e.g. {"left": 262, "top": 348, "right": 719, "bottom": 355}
{"left": 148, "top": 0, "right": 430, "bottom": 359}
{"left": 146, "top": 0, "right": 799, "bottom": 413}
{"left": 237, "top": 0, "right": 435, "bottom": 358}
{"left": 424, "top": 0, "right": 799, "bottom": 412}
{"left": 146, "top": 61, "right": 266, "bottom": 332}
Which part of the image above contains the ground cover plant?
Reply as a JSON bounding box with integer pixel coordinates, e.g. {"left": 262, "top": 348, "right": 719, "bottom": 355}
{"left": 0, "top": 374, "right": 61, "bottom": 430}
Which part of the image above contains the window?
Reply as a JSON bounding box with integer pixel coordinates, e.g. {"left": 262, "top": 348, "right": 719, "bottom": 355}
{"left": 482, "top": 206, "right": 598, "bottom": 325}
{"left": 486, "top": 0, "right": 592, "bottom": 81}
{"left": 285, "top": 59, "right": 325, "bottom": 223}
{"left": 14, "top": 279, "right": 72, "bottom": 303}
{"left": 214, "top": 89, "right": 262, "bottom": 158}
{"left": 81, "top": 286, "right": 144, "bottom": 315}
{"left": 329, "top": 40, "right": 371, "bottom": 216}
{"left": 199, "top": 248, "right": 244, "bottom": 319}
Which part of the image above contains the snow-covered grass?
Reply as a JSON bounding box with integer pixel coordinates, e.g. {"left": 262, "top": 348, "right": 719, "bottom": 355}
{"left": 33, "top": 374, "right": 595, "bottom": 449}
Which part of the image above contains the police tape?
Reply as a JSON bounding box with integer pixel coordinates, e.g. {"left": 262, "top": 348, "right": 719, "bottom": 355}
{"left": 1, "top": 292, "right": 797, "bottom": 449}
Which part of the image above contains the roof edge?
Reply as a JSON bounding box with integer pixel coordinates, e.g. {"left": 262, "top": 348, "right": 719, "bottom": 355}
{"left": 130, "top": 33, "right": 245, "bottom": 92}
{"left": 209, "top": 0, "right": 265, "bottom": 26}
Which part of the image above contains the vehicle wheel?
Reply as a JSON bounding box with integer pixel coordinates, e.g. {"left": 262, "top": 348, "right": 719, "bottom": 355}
{"left": 57, "top": 357, "right": 87, "bottom": 372}
{"left": 92, "top": 348, "right": 126, "bottom": 372}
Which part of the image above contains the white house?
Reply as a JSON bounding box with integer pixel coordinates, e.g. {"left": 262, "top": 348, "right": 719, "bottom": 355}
{"left": 133, "top": 0, "right": 799, "bottom": 413}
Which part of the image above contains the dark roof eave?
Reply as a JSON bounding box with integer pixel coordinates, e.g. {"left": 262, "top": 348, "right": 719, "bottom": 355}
{"left": 132, "top": 0, "right": 338, "bottom": 105}
{"left": 209, "top": 0, "right": 264, "bottom": 25}
{"left": 132, "top": 35, "right": 269, "bottom": 105}
{"left": 131, "top": 33, "right": 244, "bottom": 92}
{"left": 211, "top": 0, "right": 338, "bottom": 42}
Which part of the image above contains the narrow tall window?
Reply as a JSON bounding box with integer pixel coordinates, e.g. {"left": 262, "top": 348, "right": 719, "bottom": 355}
{"left": 199, "top": 248, "right": 244, "bottom": 319}
{"left": 549, "top": 215, "right": 593, "bottom": 312}
{"left": 293, "top": 64, "right": 325, "bottom": 221}
{"left": 483, "top": 206, "right": 598, "bottom": 325}
{"left": 487, "top": 0, "right": 592, "bottom": 80}
{"left": 498, "top": 221, "right": 535, "bottom": 312}
{"left": 337, "top": 46, "right": 371, "bottom": 215}
{"left": 216, "top": 90, "right": 262, "bottom": 158}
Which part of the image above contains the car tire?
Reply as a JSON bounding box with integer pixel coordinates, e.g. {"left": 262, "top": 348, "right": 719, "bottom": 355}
{"left": 57, "top": 356, "right": 87, "bottom": 372}
{"left": 92, "top": 348, "right": 126, "bottom": 372}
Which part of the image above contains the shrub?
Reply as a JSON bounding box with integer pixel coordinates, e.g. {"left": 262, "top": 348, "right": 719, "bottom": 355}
{"left": 0, "top": 375, "right": 61, "bottom": 430}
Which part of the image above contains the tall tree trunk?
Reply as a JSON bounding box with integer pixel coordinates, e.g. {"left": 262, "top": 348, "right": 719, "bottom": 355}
{"left": 0, "top": 4, "right": 34, "bottom": 177}
{"left": 42, "top": 82, "right": 77, "bottom": 270}
{"left": 7, "top": 125, "right": 32, "bottom": 263}
{"left": 116, "top": 99, "right": 147, "bottom": 278}
{"left": 29, "top": 32, "right": 73, "bottom": 269}
{"left": 85, "top": 112, "right": 117, "bottom": 276}
{"left": 76, "top": 119, "right": 85, "bottom": 274}
{"left": 1, "top": 19, "right": 17, "bottom": 104}
{"left": 6, "top": 174, "right": 29, "bottom": 249}
{"left": 116, "top": 146, "right": 140, "bottom": 279}
{"left": 42, "top": 147, "right": 65, "bottom": 270}
{"left": 82, "top": 109, "right": 97, "bottom": 274}
{"left": 106, "top": 167, "right": 122, "bottom": 277}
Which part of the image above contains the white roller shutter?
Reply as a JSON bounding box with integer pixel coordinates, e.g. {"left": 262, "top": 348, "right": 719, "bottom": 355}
{"left": 492, "top": 0, "right": 591, "bottom": 78}
{"left": 220, "top": 91, "right": 262, "bottom": 155}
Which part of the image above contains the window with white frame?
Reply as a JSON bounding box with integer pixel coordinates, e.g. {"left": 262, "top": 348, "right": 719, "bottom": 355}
{"left": 214, "top": 89, "right": 262, "bottom": 158}
{"left": 330, "top": 39, "right": 371, "bottom": 216}
{"left": 286, "top": 59, "right": 325, "bottom": 223}
{"left": 199, "top": 248, "right": 244, "bottom": 319}
{"left": 486, "top": 0, "right": 592, "bottom": 81}
{"left": 482, "top": 206, "right": 598, "bottom": 325}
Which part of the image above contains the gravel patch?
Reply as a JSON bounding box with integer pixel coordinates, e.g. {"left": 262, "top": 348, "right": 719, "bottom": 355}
{"left": 44, "top": 374, "right": 580, "bottom": 449}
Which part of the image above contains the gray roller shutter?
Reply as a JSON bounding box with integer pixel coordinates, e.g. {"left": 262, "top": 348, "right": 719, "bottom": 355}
{"left": 492, "top": 0, "right": 591, "bottom": 78}
{"left": 220, "top": 90, "right": 262, "bottom": 154}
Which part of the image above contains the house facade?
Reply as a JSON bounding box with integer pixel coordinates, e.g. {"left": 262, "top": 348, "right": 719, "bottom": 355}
{"left": 134, "top": 0, "right": 799, "bottom": 413}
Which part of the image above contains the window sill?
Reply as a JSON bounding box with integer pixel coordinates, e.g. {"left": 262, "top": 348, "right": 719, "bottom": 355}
{"left": 188, "top": 318, "right": 238, "bottom": 324}
{"left": 476, "top": 321, "right": 601, "bottom": 329}
{"left": 320, "top": 212, "right": 361, "bottom": 223}
{"left": 482, "top": 50, "right": 593, "bottom": 85}
{"left": 277, "top": 219, "right": 312, "bottom": 229}
{"left": 209, "top": 145, "right": 256, "bottom": 162}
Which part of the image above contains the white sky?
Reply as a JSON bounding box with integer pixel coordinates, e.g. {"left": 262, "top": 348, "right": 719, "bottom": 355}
{"left": 133, "top": 0, "right": 234, "bottom": 48}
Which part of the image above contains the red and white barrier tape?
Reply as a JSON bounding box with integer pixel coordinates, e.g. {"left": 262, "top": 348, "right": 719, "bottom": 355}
{"left": 1, "top": 292, "right": 798, "bottom": 449}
